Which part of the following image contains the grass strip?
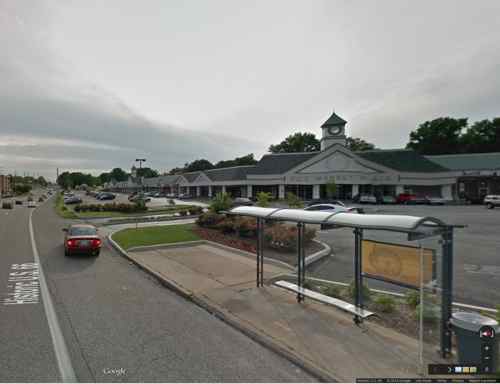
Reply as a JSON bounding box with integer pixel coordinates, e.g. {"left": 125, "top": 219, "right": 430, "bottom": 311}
{"left": 112, "top": 224, "right": 200, "bottom": 250}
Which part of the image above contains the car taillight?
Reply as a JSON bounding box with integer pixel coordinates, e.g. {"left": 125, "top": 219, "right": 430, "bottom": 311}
{"left": 92, "top": 239, "right": 101, "bottom": 247}
{"left": 67, "top": 239, "right": 75, "bottom": 247}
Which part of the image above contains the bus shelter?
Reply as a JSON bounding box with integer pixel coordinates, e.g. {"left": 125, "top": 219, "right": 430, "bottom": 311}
{"left": 227, "top": 206, "right": 461, "bottom": 360}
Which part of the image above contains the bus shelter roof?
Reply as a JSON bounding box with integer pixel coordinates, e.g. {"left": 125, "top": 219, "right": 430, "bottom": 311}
{"left": 227, "top": 206, "right": 451, "bottom": 234}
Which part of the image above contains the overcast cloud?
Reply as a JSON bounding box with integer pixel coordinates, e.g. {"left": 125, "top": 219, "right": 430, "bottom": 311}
{"left": 1, "top": 1, "right": 500, "bottom": 179}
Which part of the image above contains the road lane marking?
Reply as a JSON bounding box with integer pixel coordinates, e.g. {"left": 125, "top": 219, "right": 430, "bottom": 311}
{"left": 3, "top": 263, "right": 40, "bottom": 305}
{"left": 29, "top": 207, "right": 77, "bottom": 382}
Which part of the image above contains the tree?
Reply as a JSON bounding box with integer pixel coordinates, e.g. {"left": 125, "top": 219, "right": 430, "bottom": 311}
{"left": 325, "top": 180, "right": 337, "bottom": 199}
{"left": 406, "top": 117, "right": 467, "bottom": 155}
{"left": 36, "top": 176, "right": 48, "bottom": 187}
{"left": 256, "top": 192, "right": 272, "bottom": 207}
{"left": 461, "top": 118, "right": 500, "bottom": 153}
{"left": 184, "top": 159, "right": 214, "bottom": 172}
{"left": 346, "top": 137, "right": 375, "bottom": 151}
{"left": 109, "top": 168, "right": 128, "bottom": 182}
{"left": 135, "top": 167, "right": 159, "bottom": 178}
{"left": 269, "top": 132, "right": 320, "bottom": 153}
{"left": 98, "top": 172, "right": 111, "bottom": 184}
{"left": 214, "top": 154, "right": 258, "bottom": 169}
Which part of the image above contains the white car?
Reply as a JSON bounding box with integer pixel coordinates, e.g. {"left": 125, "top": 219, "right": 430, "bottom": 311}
{"left": 28, "top": 200, "right": 37, "bottom": 208}
{"left": 484, "top": 195, "right": 500, "bottom": 209}
{"left": 358, "top": 194, "right": 377, "bottom": 204}
{"left": 304, "top": 203, "right": 361, "bottom": 214}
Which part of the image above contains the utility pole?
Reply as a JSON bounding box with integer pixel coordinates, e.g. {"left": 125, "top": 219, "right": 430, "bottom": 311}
{"left": 135, "top": 158, "right": 146, "bottom": 193}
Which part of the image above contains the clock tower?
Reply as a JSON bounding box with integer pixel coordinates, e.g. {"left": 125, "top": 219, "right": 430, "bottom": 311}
{"left": 320, "top": 111, "right": 347, "bottom": 150}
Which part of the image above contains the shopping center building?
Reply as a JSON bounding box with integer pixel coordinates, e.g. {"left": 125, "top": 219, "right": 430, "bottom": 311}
{"left": 108, "top": 112, "right": 500, "bottom": 202}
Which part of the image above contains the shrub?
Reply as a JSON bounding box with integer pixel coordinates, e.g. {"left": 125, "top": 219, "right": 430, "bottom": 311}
{"left": 303, "top": 280, "right": 313, "bottom": 290}
{"left": 189, "top": 206, "right": 203, "bottom": 215}
{"left": 347, "top": 279, "right": 372, "bottom": 301}
{"left": 234, "top": 217, "right": 257, "bottom": 238}
{"left": 286, "top": 192, "right": 304, "bottom": 208}
{"left": 256, "top": 191, "right": 272, "bottom": 207}
{"left": 415, "top": 303, "right": 440, "bottom": 324}
{"left": 210, "top": 192, "right": 233, "bottom": 213}
{"left": 168, "top": 199, "right": 175, "bottom": 206}
{"left": 497, "top": 305, "right": 500, "bottom": 323}
{"left": 373, "top": 295, "right": 396, "bottom": 313}
{"left": 196, "top": 212, "right": 225, "bottom": 228}
{"left": 265, "top": 224, "right": 297, "bottom": 251}
{"left": 179, "top": 209, "right": 188, "bottom": 216}
{"left": 321, "top": 284, "right": 341, "bottom": 298}
{"left": 263, "top": 223, "right": 317, "bottom": 252}
{"left": 216, "top": 218, "right": 237, "bottom": 234}
{"left": 405, "top": 291, "right": 420, "bottom": 309}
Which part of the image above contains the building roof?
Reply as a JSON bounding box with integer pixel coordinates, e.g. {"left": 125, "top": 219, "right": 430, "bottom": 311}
{"left": 182, "top": 171, "right": 201, "bottom": 182}
{"left": 426, "top": 152, "right": 500, "bottom": 171}
{"left": 321, "top": 112, "right": 347, "bottom": 127}
{"left": 356, "top": 149, "right": 449, "bottom": 173}
{"left": 204, "top": 165, "right": 256, "bottom": 181}
{"left": 249, "top": 152, "right": 319, "bottom": 175}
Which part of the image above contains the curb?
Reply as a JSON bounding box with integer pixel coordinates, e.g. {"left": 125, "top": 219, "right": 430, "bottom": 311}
{"left": 98, "top": 214, "right": 200, "bottom": 226}
{"left": 107, "top": 233, "right": 337, "bottom": 382}
{"left": 305, "top": 240, "right": 331, "bottom": 267}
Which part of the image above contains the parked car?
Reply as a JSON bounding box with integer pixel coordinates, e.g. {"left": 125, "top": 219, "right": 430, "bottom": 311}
{"left": 484, "top": 195, "right": 500, "bottom": 209}
{"left": 304, "top": 203, "right": 362, "bottom": 214}
{"left": 233, "top": 197, "right": 254, "bottom": 207}
{"left": 129, "top": 193, "right": 151, "bottom": 203}
{"left": 2, "top": 201, "right": 14, "bottom": 209}
{"left": 396, "top": 193, "right": 426, "bottom": 204}
{"left": 97, "top": 192, "right": 116, "bottom": 201}
{"left": 426, "top": 196, "right": 449, "bottom": 205}
{"left": 379, "top": 195, "right": 396, "bottom": 204}
{"left": 304, "top": 203, "right": 362, "bottom": 230}
{"left": 28, "top": 200, "right": 37, "bottom": 208}
{"left": 15, "top": 200, "right": 23, "bottom": 205}
{"left": 178, "top": 193, "right": 192, "bottom": 200}
{"left": 358, "top": 194, "right": 377, "bottom": 204}
{"left": 306, "top": 199, "right": 345, "bottom": 207}
{"left": 64, "top": 196, "right": 82, "bottom": 205}
{"left": 63, "top": 224, "right": 101, "bottom": 257}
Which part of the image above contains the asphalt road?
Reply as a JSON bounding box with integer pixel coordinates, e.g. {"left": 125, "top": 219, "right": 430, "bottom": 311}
{"left": 0, "top": 192, "right": 314, "bottom": 382}
{"left": 310, "top": 204, "right": 500, "bottom": 308}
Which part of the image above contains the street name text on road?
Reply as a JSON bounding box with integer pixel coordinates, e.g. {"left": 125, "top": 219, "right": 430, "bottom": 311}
{"left": 3, "top": 263, "right": 40, "bottom": 305}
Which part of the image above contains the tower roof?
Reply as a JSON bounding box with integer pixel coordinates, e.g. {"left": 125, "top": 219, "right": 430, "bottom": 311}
{"left": 321, "top": 112, "right": 347, "bottom": 127}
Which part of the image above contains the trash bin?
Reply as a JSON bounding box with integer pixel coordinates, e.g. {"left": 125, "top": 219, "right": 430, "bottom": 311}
{"left": 451, "top": 311, "right": 499, "bottom": 374}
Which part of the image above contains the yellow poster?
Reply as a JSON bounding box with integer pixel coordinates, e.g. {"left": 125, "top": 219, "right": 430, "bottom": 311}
{"left": 362, "top": 240, "right": 434, "bottom": 287}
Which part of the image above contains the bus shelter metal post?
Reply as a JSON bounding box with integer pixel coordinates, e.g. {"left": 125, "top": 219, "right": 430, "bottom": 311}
{"left": 354, "top": 228, "right": 364, "bottom": 324}
{"left": 440, "top": 226, "right": 454, "bottom": 357}
{"left": 256, "top": 217, "right": 264, "bottom": 287}
{"left": 259, "top": 218, "right": 264, "bottom": 286}
{"left": 297, "top": 222, "right": 305, "bottom": 302}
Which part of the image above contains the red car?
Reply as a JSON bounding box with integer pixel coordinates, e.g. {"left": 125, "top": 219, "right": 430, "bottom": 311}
{"left": 63, "top": 224, "right": 102, "bottom": 256}
{"left": 396, "top": 193, "right": 427, "bottom": 205}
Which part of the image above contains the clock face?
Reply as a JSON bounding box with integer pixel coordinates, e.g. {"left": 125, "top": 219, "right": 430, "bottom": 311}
{"left": 328, "top": 126, "right": 342, "bottom": 136}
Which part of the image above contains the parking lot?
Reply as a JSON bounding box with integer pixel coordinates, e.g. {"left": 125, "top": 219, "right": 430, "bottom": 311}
{"left": 310, "top": 204, "right": 500, "bottom": 309}
{"left": 72, "top": 191, "right": 208, "bottom": 209}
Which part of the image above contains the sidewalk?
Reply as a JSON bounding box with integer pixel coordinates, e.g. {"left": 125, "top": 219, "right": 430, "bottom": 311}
{"left": 110, "top": 239, "right": 445, "bottom": 382}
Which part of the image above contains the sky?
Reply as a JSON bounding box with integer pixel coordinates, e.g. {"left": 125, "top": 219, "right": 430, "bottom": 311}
{"left": 1, "top": 0, "right": 500, "bottom": 180}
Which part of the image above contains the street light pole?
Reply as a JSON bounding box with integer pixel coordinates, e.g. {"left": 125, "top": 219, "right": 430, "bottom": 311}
{"left": 135, "top": 158, "right": 146, "bottom": 193}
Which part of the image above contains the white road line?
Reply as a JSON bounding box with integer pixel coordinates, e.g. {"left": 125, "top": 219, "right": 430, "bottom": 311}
{"left": 29, "top": 206, "right": 77, "bottom": 382}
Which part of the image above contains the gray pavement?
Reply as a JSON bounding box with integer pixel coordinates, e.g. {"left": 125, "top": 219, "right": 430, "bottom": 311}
{"left": 310, "top": 204, "right": 500, "bottom": 308}
{"left": 0, "top": 191, "right": 314, "bottom": 381}
{"left": 0, "top": 192, "right": 59, "bottom": 382}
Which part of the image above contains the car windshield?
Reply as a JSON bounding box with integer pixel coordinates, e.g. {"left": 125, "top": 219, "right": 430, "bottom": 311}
{"left": 70, "top": 227, "right": 97, "bottom": 236}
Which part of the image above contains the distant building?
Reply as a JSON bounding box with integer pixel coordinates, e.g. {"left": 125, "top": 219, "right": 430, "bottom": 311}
{"left": 0, "top": 175, "right": 12, "bottom": 196}
{"left": 109, "top": 111, "right": 500, "bottom": 202}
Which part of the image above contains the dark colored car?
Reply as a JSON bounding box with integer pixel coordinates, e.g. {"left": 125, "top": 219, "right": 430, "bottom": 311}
{"left": 64, "top": 196, "right": 82, "bottom": 204}
{"left": 63, "top": 224, "right": 102, "bottom": 256}
{"left": 97, "top": 192, "right": 116, "bottom": 200}
{"left": 232, "top": 197, "right": 254, "bottom": 207}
